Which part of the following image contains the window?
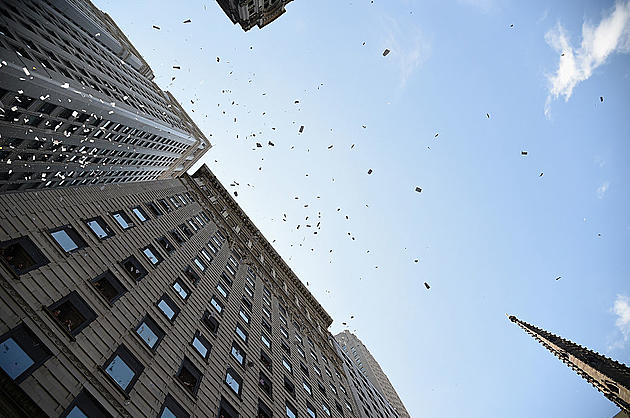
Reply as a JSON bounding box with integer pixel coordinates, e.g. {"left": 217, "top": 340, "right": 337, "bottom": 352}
{"left": 169, "top": 196, "right": 181, "bottom": 209}
{"left": 225, "top": 367, "right": 242, "bottom": 396}
{"left": 102, "top": 345, "right": 144, "bottom": 394}
{"left": 91, "top": 270, "right": 126, "bottom": 304}
{"left": 218, "top": 397, "right": 239, "bottom": 418}
{"left": 297, "top": 346, "right": 305, "bottom": 359}
{"left": 260, "top": 350, "right": 272, "bottom": 371}
{"left": 317, "top": 382, "right": 326, "bottom": 396}
{"left": 188, "top": 219, "right": 199, "bottom": 232}
{"left": 307, "top": 402, "right": 317, "bottom": 418}
{"left": 286, "top": 401, "right": 298, "bottom": 418}
{"left": 225, "top": 263, "right": 236, "bottom": 276}
{"left": 142, "top": 244, "right": 163, "bottom": 266}
{"left": 180, "top": 224, "right": 193, "bottom": 238}
{"left": 50, "top": 225, "right": 87, "bottom": 253}
{"left": 282, "top": 341, "right": 291, "bottom": 356}
{"left": 211, "top": 296, "right": 224, "bottom": 314}
{"left": 281, "top": 327, "right": 289, "bottom": 339}
{"left": 176, "top": 357, "right": 202, "bottom": 396}
{"left": 172, "top": 279, "right": 191, "bottom": 301}
{"left": 135, "top": 315, "right": 165, "bottom": 350}
{"left": 221, "top": 271, "right": 233, "bottom": 287}
{"left": 158, "top": 198, "right": 171, "bottom": 213}
{"left": 46, "top": 291, "right": 97, "bottom": 337}
{"left": 146, "top": 201, "right": 163, "bottom": 217}
{"left": 184, "top": 266, "right": 200, "bottom": 286}
{"left": 0, "top": 324, "right": 51, "bottom": 383}
{"left": 178, "top": 194, "right": 188, "bottom": 206}
{"left": 335, "top": 401, "right": 344, "bottom": 416}
{"left": 0, "top": 236, "right": 49, "bottom": 275}
{"left": 158, "top": 394, "right": 189, "bottom": 418}
{"left": 216, "top": 283, "right": 229, "bottom": 299}
{"left": 295, "top": 333, "right": 303, "bottom": 345}
{"left": 239, "top": 308, "right": 250, "bottom": 324}
{"left": 329, "top": 384, "right": 337, "bottom": 395}
{"left": 262, "top": 307, "right": 271, "bottom": 319}
{"left": 303, "top": 379, "right": 312, "bottom": 396}
{"left": 111, "top": 211, "right": 134, "bottom": 230}
{"left": 261, "top": 332, "right": 271, "bottom": 349}
{"left": 132, "top": 206, "right": 149, "bottom": 222}
{"left": 207, "top": 240, "right": 218, "bottom": 254}
{"left": 200, "top": 249, "right": 213, "bottom": 264}
{"left": 121, "top": 255, "right": 148, "bottom": 281}
{"left": 193, "top": 257, "right": 206, "bottom": 272}
{"left": 241, "top": 297, "right": 252, "bottom": 312}
{"left": 245, "top": 285, "right": 254, "bottom": 298}
{"left": 202, "top": 310, "right": 219, "bottom": 334}
{"left": 60, "top": 390, "right": 113, "bottom": 418}
{"left": 258, "top": 399, "right": 273, "bottom": 418}
{"left": 325, "top": 368, "right": 332, "bottom": 378}
{"left": 300, "top": 362, "right": 309, "bottom": 376}
{"left": 313, "top": 365, "right": 321, "bottom": 377}
{"left": 259, "top": 371, "right": 273, "bottom": 397}
{"left": 157, "top": 236, "right": 176, "bottom": 255}
{"left": 191, "top": 331, "right": 211, "bottom": 360}
{"left": 230, "top": 341, "right": 245, "bottom": 365}
{"left": 283, "top": 357, "right": 293, "bottom": 374}
{"left": 157, "top": 294, "right": 180, "bottom": 322}
{"left": 310, "top": 351, "right": 317, "bottom": 362}
{"left": 85, "top": 216, "right": 115, "bottom": 240}
{"left": 284, "top": 376, "right": 295, "bottom": 397}
{"left": 235, "top": 324, "right": 248, "bottom": 343}
{"left": 170, "top": 230, "right": 186, "bottom": 245}
{"left": 345, "top": 401, "right": 353, "bottom": 412}
{"left": 322, "top": 402, "right": 331, "bottom": 417}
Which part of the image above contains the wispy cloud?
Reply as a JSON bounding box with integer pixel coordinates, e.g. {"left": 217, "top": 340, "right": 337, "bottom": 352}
{"left": 614, "top": 294, "right": 630, "bottom": 341}
{"left": 544, "top": 1, "right": 630, "bottom": 117}
{"left": 596, "top": 181, "right": 610, "bottom": 199}
{"left": 383, "top": 17, "right": 431, "bottom": 87}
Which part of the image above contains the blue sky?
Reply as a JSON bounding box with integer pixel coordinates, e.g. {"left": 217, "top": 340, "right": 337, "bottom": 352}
{"left": 95, "top": 0, "right": 630, "bottom": 416}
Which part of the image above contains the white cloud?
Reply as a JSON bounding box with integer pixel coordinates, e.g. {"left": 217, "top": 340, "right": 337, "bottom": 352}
{"left": 613, "top": 294, "right": 630, "bottom": 341}
{"left": 544, "top": 1, "right": 630, "bottom": 117}
{"left": 596, "top": 181, "right": 610, "bottom": 199}
{"left": 383, "top": 17, "right": 431, "bottom": 87}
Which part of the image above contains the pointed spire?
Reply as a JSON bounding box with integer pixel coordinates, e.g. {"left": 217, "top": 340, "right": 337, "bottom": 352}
{"left": 508, "top": 315, "right": 630, "bottom": 412}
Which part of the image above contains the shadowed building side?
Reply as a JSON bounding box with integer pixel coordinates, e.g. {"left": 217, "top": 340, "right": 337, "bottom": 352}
{"left": 216, "top": 0, "right": 294, "bottom": 31}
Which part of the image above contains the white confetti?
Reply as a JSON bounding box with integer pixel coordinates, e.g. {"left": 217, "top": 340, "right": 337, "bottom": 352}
{"left": 61, "top": 83, "right": 69, "bottom": 89}
{"left": 22, "top": 67, "right": 30, "bottom": 76}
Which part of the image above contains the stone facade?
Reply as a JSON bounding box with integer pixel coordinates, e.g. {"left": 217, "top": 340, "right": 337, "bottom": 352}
{"left": 216, "top": 0, "right": 294, "bottom": 31}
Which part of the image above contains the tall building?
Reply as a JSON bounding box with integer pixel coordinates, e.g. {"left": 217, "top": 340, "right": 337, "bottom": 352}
{"left": 216, "top": 0, "right": 294, "bottom": 31}
{"left": 0, "top": 0, "right": 210, "bottom": 193}
{"left": 335, "top": 331, "right": 410, "bottom": 418}
{"left": 508, "top": 315, "right": 630, "bottom": 414}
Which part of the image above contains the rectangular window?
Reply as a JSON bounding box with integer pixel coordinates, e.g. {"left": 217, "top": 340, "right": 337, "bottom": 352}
{"left": 211, "top": 235, "right": 222, "bottom": 248}
{"left": 157, "top": 236, "right": 175, "bottom": 255}
{"left": 0, "top": 324, "right": 51, "bottom": 383}
{"left": 200, "top": 249, "right": 213, "bottom": 264}
{"left": 193, "top": 257, "right": 206, "bottom": 272}
{"left": 262, "top": 319, "right": 272, "bottom": 334}
{"left": 172, "top": 279, "right": 191, "bottom": 301}
{"left": 283, "top": 357, "right": 293, "bottom": 374}
{"left": 211, "top": 296, "right": 224, "bottom": 314}
{"left": 85, "top": 216, "right": 115, "bottom": 240}
{"left": 207, "top": 240, "right": 218, "bottom": 254}
{"left": 111, "top": 211, "right": 134, "bottom": 230}
{"left": 281, "top": 327, "right": 289, "bottom": 339}
{"left": 286, "top": 402, "right": 297, "bottom": 418}
{"left": 221, "top": 271, "right": 233, "bottom": 287}
{"left": 46, "top": 291, "right": 97, "bottom": 337}
{"left": 178, "top": 194, "right": 188, "bottom": 206}
{"left": 169, "top": 196, "right": 180, "bottom": 209}
{"left": 297, "top": 346, "right": 305, "bottom": 359}
{"left": 322, "top": 402, "right": 332, "bottom": 417}
{"left": 50, "top": 225, "right": 87, "bottom": 253}
{"left": 225, "top": 367, "right": 242, "bottom": 396}
{"left": 230, "top": 341, "right": 245, "bottom": 365}
{"left": 239, "top": 308, "right": 250, "bottom": 324}
{"left": 261, "top": 333, "right": 271, "bottom": 349}
{"left": 157, "top": 294, "right": 180, "bottom": 322}
{"left": 202, "top": 310, "right": 219, "bottom": 334}
{"left": 191, "top": 331, "right": 211, "bottom": 360}
{"left": 300, "top": 361, "right": 309, "bottom": 376}
{"left": 121, "top": 255, "right": 148, "bottom": 281}
{"left": 260, "top": 350, "right": 272, "bottom": 371}
{"left": 158, "top": 198, "right": 171, "bottom": 213}
{"left": 146, "top": 201, "right": 163, "bottom": 217}
{"left": 180, "top": 224, "right": 193, "bottom": 238}
{"left": 218, "top": 397, "right": 239, "bottom": 418}
{"left": 102, "top": 345, "right": 144, "bottom": 394}
{"left": 132, "top": 206, "right": 149, "bottom": 223}
{"left": 188, "top": 219, "right": 199, "bottom": 232}
{"left": 303, "top": 380, "right": 313, "bottom": 396}
{"left": 245, "top": 286, "right": 254, "bottom": 298}
{"left": 91, "top": 270, "right": 126, "bottom": 304}
{"left": 241, "top": 297, "right": 252, "bottom": 311}
{"left": 142, "top": 244, "right": 163, "bottom": 266}
{"left": 282, "top": 342, "right": 291, "bottom": 356}
{"left": 284, "top": 376, "right": 296, "bottom": 397}
{"left": 184, "top": 266, "right": 201, "bottom": 286}
{"left": 259, "top": 371, "right": 273, "bottom": 397}
{"left": 307, "top": 402, "right": 317, "bottom": 418}
{"left": 263, "top": 307, "right": 271, "bottom": 319}
{"left": 135, "top": 315, "right": 165, "bottom": 350}
{"left": 170, "top": 230, "right": 186, "bottom": 245}
{"left": 176, "top": 357, "right": 202, "bottom": 396}
{"left": 158, "top": 394, "right": 190, "bottom": 418}
{"left": 235, "top": 324, "right": 248, "bottom": 344}
{"left": 0, "top": 236, "right": 49, "bottom": 275}
{"left": 225, "top": 263, "right": 236, "bottom": 276}
{"left": 61, "top": 390, "right": 113, "bottom": 417}
{"left": 313, "top": 365, "right": 321, "bottom": 377}
{"left": 216, "top": 283, "right": 229, "bottom": 299}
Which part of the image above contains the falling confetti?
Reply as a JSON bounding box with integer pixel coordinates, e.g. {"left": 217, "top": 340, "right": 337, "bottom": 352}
{"left": 424, "top": 282, "right": 430, "bottom": 289}
{"left": 183, "top": 19, "right": 191, "bottom": 24}
{"left": 152, "top": 25, "right": 160, "bottom": 30}
{"left": 415, "top": 187, "right": 422, "bottom": 193}
{"left": 383, "top": 49, "right": 391, "bottom": 56}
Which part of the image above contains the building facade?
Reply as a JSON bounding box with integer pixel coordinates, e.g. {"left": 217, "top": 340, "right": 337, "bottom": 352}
{"left": 508, "top": 315, "right": 630, "bottom": 414}
{"left": 216, "top": 0, "right": 294, "bottom": 31}
{"left": 335, "top": 331, "right": 409, "bottom": 418}
{"left": 0, "top": 0, "right": 210, "bottom": 193}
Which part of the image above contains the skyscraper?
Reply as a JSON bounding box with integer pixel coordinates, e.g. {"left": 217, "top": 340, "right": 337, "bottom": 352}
{"left": 215, "top": 0, "right": 294, "bottom": 31}
{"left": 336, "top": 331, "right": 410, "bottom": 418}
{"left": 508, "top": 315, "right": 630, "bottom": 414}
{"left": 0, "top": 0, "right": 210, "bottom": 193}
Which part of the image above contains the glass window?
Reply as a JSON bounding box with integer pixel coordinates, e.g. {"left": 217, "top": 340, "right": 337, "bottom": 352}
{"left": 225, "top": 368, "right": 242, "bottom": 396}
{"left": 200, "top": 249, "right": 212, "bottom": 263}
{"left": 286, "top": 402, "right": 297, "bottom": 418}
{"left": 211, "top": 296, "right": 223, "bottom": 314}
{"left": 176, "top": 357, "right": 202, "bottom": 396}
{"left": 192, "top": 331, "right": 211, "bottom": 360}
{"left": 202, "top": 310, "right": 219, "bottom": 333}
{"left": 50, "top": 226, "right": 86, "bottom": 253}
{"left": 261, "top": 333, "right": 271, "bottom": 349}
{"left": 132, "top": 206, "right": 149, "bottom": 222}
{"left": 157, "top": 294, "right": 179, "bottom": 321}
{"left": 146, "top": 201, "right": 163, "bottom": 217}
{"left": 103, "top": 345, "right": 144, "bottom": 393}
{"left": 46, "top": 291, "right": 97, "bottom": 336}
{"left": 85, "top": 216, "right": 114, "bottom": 240}
{"left": 307, "top": 402, "right": 317, "bottom": 418}
{"left": 193, "top": 257, "right": 206, "bottom": 272}
{"left": 239, "top": 308, "right": 250, "bottom": 324}
{"left": 61, "top": 390, "right": 112, "bottom": 418}
{"left": 259, "top": 371, "right": 273, "bottom": 397}
{"left": 225, "top": 263, "right": 236, "bottom": 276}
{"left": 157, "top": 236, "right": 175, "bottom": 255}
{"left": 0, "top": 236, "right": 49, "bottom": 275}
{"left": 91, "top": 270, "right": 126, "bottom": 304}
{"left": 263, "top": 307, "right": 271, "bottom": 319}
{"left": 142, "top": 244, "right": 163, "bottom": 266}
{"left": 172, "top": 279, "right": 190, "bottom": 301}
{"left": 170, "top": 230, "right": 185, "bottom": 245}
{"left": 283, "top": 357, "right": 292, "bottom": 373}
{"left": 235, "top": 324, "right": 248, "bottom": 343}
{"left": 111, "top": 211, "right": 133, "bottom": 229}
{"left": 135, "top": 315, "right": 164, "bottom": 350}
{"left": 121, "top": 255, "right": 148, "bottom": 281}
{"left": 0, "top": 337, "right": 33, "bottom": 380}
{"left": 184, "top": 266, "right": 201, "bottom": 286}
{"left": 158, "top": 199, "right": 171, "bottom": 213}
{"left": 230, "top": 341, "right": 245, "bottom": 365}
{"left": 217, "top": 283, "right": 229, "bottom": 298}
{"left": 297, "top": 346, "right": 305, "bottom": 359}
{"left": 245, "top": 286, "right": 254, "bottom": 298}
{"left": 158, "top": 394, "right": 189, "bottom": 418}
{"left": 322, "top": 403, "right": 331, "bottom": 417}
{"left": 260, "top": 350, "right": 272, "bottom": 371}
{"left": 281, "top": 327, "right": 289, "bottom": 338}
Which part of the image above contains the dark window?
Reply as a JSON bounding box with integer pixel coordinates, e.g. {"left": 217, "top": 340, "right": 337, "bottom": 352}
{"left": 157, "top": 236, "right": 175, "bottom": 255}
{"left": 135, "top": 315, "right": 165, "bottom": 350}
{"left": 225, "top": 367, "right": 242, "bottom": 396}
{"left": 307, "top": 402, "right": 317, "bottom": 418}
{"left": 158, "top": 394, "right": 190, "bottom": 418}
{"left": 281, "top": 341, "right": 291, "bottom": 356}
{"left": 184, "top": 266, "right": 201, "bottom": 286}
{"left": 180, "top": 224, "right": 193, "bottom": 239}
{"left": 158, "top": 198, "right": 171, "bottom": 213}
{"left": 317, "top": 382, "right": 326, "bottom": 396}
{"left": 300, "top": 362, "right": 309, "bottom": 377}
{"left": 157, "top": 294, "right": 180, "bottom": 322}
{"left": 60, "top": 389, "right": 113, "bottom": 418}
{"left": 259, "top": 371, "right": 273, "bottom": 397}
{"left": 102, "top": 345, "right": 144, "bottom": 394}
{"left": 46, "top": 291, "right": 97, "bottom": 336}
{"left": 230, "top": 341, "right": 245, "bottom": 365}
{"left": 142, "top": 244, "right": 163, "bottom": 266}
{"left": 84, "top": 216, "right": 115, "bottom": 240}
{"left": 146, "top": 201, "right": 162, "bottom": 217}
{"left": 176, "top": 357, "right": 202, "bottom": 396}
{"left": 0, "top": 324, "right": 51, "bottom": 383}
{"left": 335, "top": 401, "right": 344, "bottom": 416}
{"left": 191, "top": 331, "right": 211, "bottom": 360}
{"left": 120, "top": 255, "right": 148, "bottom": 281}
{"left": 217, "top": 397, "right": 239, "bottom": 418}
{"left": 0, "top": 236, "right": 49, "bottom": 275}
{"left": 284, "top": 376, "right": 296, "bottom": 397}
{"left": 50, "top": 225, "right": 87, "bottom": 253}
{"left": 202, "top": 310, "right": 219, "bottom": 334}
{"left": 91, "top": 270, "right": 126, "bottom": 304}
{"left": 111, "top": 211, "right": 134, "bottom": 230}
{"left": 241, "top": 297, "right": 252, "bottom": 311}
{"left": 172, "top": 279, "right": 191, "bottom": 301}
{"left": 262, "top": 319, "right": 272, "bottom": 334}
{"left": 221, "top": 271, "right": 233, "bottom": 287}
{"left": 260, "top": 350, "right": 272, "bottom": 372}
{"left": 258, "top": 399, "right": 273, "bottom": 418}
{"left": 170, "top": 230, "right": 186, "bottom": 245}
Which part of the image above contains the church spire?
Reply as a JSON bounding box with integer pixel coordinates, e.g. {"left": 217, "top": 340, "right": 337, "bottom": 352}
{"left": 508, "top": 314, "right": 630, "bottom": 412}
